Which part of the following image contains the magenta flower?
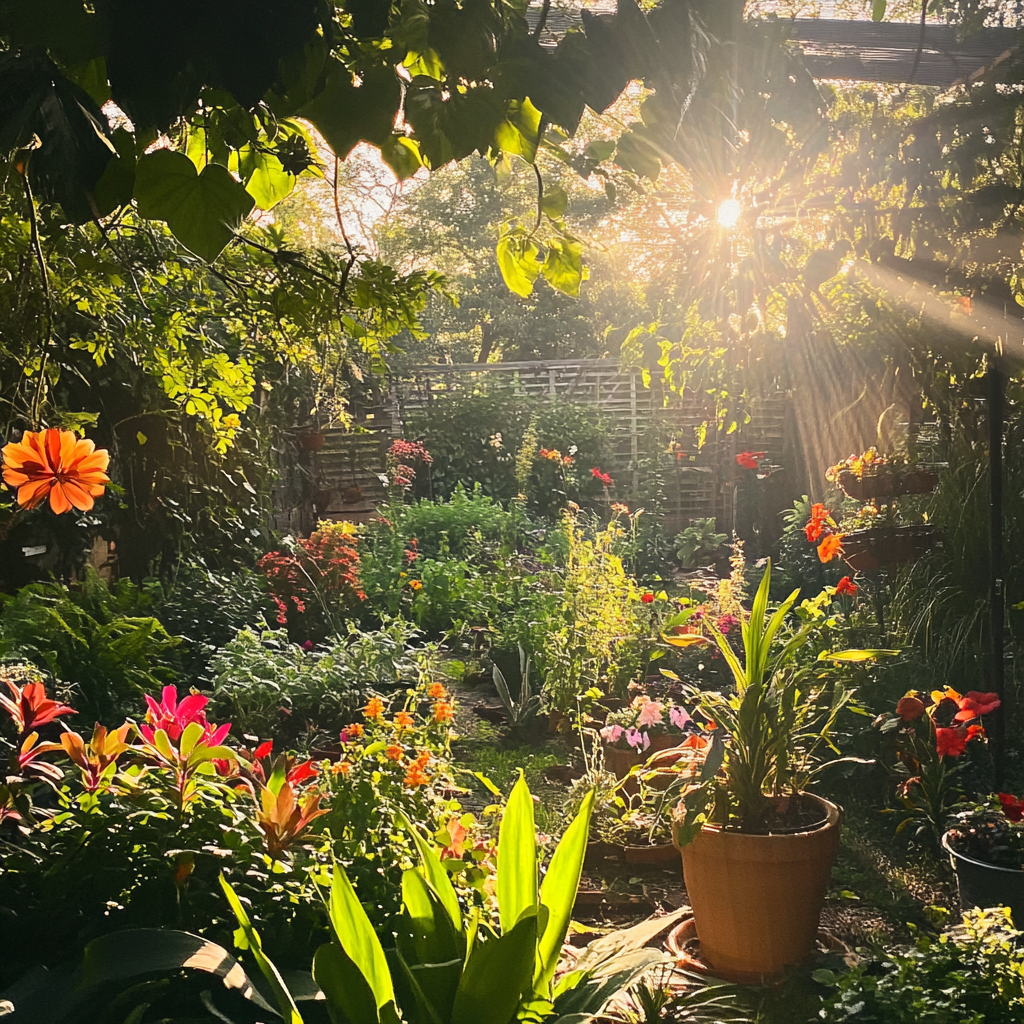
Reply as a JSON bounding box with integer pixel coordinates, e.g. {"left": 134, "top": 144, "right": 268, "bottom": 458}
{"left": 140, "top": 685, "right": 229, "bottom": 746}
{"left": 625, "top": 727, "right": 651, "bottom": 751}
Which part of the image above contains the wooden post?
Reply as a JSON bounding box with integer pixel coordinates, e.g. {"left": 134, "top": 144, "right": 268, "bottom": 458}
{"left": 988, "top": 355, "right": 1006, "bottom": 787}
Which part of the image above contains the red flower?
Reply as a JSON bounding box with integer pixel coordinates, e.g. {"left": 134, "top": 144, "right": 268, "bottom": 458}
{"left": 736, "top": 451, "right": 766, "bottom": 470}
{"left": 954, "top": 691, "right": 1001, "bottom": 721}
{"left": 641, "top": 592, "right": 655, "bottom": 604}
{"left": 835, "top": 576, "right": 858, "bottom": 596}
{"left": 804, "top": 503, "right": 830, "bottom": 543}
{"left": 935, "top": 726, "right": 969, "bottom": 758}
{"left": 254, "top": 740, "right": 273, "bottom": 760}
{"left": 141, "top": 685, "right": 220, "bottom": 744}
{"left": 998, "top": 793, "right": 1024, "bottom": 822}
{"left": 817, "top": 533, "right": 844, "bottom": 563}
{"left": 286, "top": 760, "right": 318, "bottom": 786}
{"left": 590, "top": 467, "right": 613, "bottom": 486}
{"left": 1, "top": 679, "right": 75, "bottom": 735}
{"left": 896, "top": 696, "right": 926, "bottom": 722}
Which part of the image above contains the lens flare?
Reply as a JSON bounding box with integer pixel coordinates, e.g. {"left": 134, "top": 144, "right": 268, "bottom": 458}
{"left": 716, "top": 198, "right": 742, "bottom": 229}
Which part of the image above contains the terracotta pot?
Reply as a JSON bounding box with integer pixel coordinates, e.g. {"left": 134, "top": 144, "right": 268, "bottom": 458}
{"left": 843, "top": 524, "right": 938, "bottom": 572}
{"left": 603, "top": 745, "right": 641, "bottom": 778}
{"left": 299, "top": 432, "right": 325, "bottom": 451}
{"left": 624, "top": 842, "right": 680, "bottom": 869}
{"left": 679, "top": 793, "right": 841, "bottom": 983}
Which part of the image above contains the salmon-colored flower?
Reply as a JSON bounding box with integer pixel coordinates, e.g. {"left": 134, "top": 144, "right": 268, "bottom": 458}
{"left": 935, "top": 724, "right": 984, "bottom": 758}
{"left": 385, "top": 744, "right": 404, "bottom": 762}
{"left": 427, "top": 683, "right": 446, "bottom": 700}
{"left": 817, "top": 533, "right": 844, "bottom": 563}
{"left": 364, "top": 697, "right": 385, "bottom": 719}
{"left": 60, "top": 722, "right": 132, "bottom": 791}
{"left": 955, "top": 691, "right": 1001, "bottom": 721}
{"left": 2, "top": 428, "right": 110, "bottom": 514}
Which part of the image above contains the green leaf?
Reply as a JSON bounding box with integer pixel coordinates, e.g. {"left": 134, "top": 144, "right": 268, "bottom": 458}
{"left": 820, "top": 649, "right": 901, "bottom": 663}
{"left": 535, "top": 789, "right": 594, "bottom": 995}
{"left": 871, "top": 0, "right": 887, "bottom": 21}
{"left": 451, "top": 912, "right": 539, "bottom": 1024}
{"left": 381, "top": 135, "right": 423, "bottom": 181}
{"left": 613, "top": 131, "right": 661, "bottom": 179}
{"left": 496, "top": 230, "right": 542, "bottom": 298}
{"left": 242, "top": 148, "right": 296, "bottom": 211}
{"left": 219, "top": 876, "right": 304, "bottom": 1024}
{"left": 584, "top": 140, "right": 616, "bottom": 163}
{"left": 497, "top": 772, "right": 537, "bottom": 934}
{"left": 327, "top": 862, "right": 397, "bottom": 1017}
{"left": 541, "top": 238, "right": 587, "bottom": 297}
{"left": 541, "top": 184, "right": 567, "bottom": 219}
{"left": 494, "top": 98, "right": 542, "bottom": 162}
{"left": 402, "top": 815, "right": 462, "bottom": 930}
{"left": 401, "top": 869, "right": 462, "bottom": 967}
{"left": 313, "top": 942, "right": 380, "bottom": 1024}
{"left": 134, "top": 150, "right": 254, "bottom": 261}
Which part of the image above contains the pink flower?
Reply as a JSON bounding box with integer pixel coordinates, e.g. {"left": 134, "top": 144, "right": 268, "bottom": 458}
{"left": 600, "top": 723, "right": 624, "bottom": 744}
{"left": 636, "top": 700, "right": 663, "bottom": 729}
{"left": 140, "top": 685, "right": 230, "bottom": 747}
{"left": 625, "top": 728, "right": 650, "bottom": 751}
{"left": 669, "top": 706, "right": 691, "bottom": 730}
{"left": 716, "top": 614, "right": 738, "bottom": 634}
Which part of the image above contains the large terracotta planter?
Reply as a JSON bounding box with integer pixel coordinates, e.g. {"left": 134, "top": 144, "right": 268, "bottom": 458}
{"left": 678, "top": 793, "right": 841, "bottom": 983}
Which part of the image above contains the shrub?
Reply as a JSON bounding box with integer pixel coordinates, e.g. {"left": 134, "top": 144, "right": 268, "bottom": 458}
{"left": 207, "top": 618, "right": 432, "bottom": 746}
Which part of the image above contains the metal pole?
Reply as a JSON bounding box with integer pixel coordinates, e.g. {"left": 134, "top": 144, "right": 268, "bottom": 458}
{"left": 988, "top": 354, "right": 1006, "bottom": 787}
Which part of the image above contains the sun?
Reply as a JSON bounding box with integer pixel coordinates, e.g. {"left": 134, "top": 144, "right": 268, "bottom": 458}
{"left": 716, "top": 198, "right": 742, "bottom": 229}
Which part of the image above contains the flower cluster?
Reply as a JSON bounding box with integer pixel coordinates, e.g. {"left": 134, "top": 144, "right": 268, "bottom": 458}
{"left": 892, "top": 686, "right": 1000, "bottom": 759}
{"left": 259, "top": 521, "right": 364, "bottom": 626}
{"left": 590, "top": 467, "right": 613, "bottom": 486}
{"left": 387, "top": 439, "right": 433, "bottom": 488}
{"left": 735, "top": 451, "right": 766, "bottom": 470}
{"left": 1, "top": 427, "right": 110, "bottom": 514}
{"left": 538, "top": 447, "right": 573, "bottom": 465}
{"left": 600, "top": 695, "right": 704, "bottom": 751}
{"left": 804, "top": 502, "right": 845, "bottom": 563}
{"left": 826, "top": 446, "right": 886, "bottom": 482}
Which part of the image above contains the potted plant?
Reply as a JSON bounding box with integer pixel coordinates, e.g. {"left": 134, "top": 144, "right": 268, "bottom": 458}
{"left": 943, "top": 795, "right": 1024, "bottom": 924}
{"left": 827, "top": 447, "right": 938, "bottom": 501}
{"left": 671, "top": 563, "right": 884, "bottom": 982}
{"left": 599, "top": 694, "right": 703, "bottom": 777}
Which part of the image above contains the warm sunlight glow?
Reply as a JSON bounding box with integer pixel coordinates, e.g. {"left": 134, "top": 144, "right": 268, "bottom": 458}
{"left": 716, "top": 198, "right": 742, "bottom": 229}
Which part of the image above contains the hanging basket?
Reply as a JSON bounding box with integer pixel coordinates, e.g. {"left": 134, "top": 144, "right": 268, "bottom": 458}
{"left": 843, "top": 524, "right": 938, "bottom": 572}
{"left": 836, "top": 468, "right": 938, "bottom": 501}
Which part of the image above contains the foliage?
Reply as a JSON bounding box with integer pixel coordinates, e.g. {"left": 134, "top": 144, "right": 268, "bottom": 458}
{"left": 491, "top": 646, "right": 542, "bottom": 730}
{"left": 674, "top": 518, "right": 727, "bottom": 568}
{"left": 225, "top": 774, "right": 663, "bottom": 1024}
{"left": 673, "top": 563, "right": 886, "bottom": 843}
{"left": 259, "top": 520, "right": 365, "bottom": 636}
{"left": 874, "top": 685, "right": 1001, "bottom": 844}
{"left": 600, "top": 694, "right": 704, "bottom": 753}
{"left": 946, "top": 794, "right": 1024, "bottom": 871}
{"left": 207, "top": 619, "right": 429, "bottom": 747}
{"left": 818, "top": 909, "right": 1024, "bottom": 1024}
{"left": 0, "top": 568, "right": 181, "bottom": 720}
{"left": 404, "top": 391, "right": 611, "bottom": 517}
{"left": 531, "top": 510, "right": 653, "bottom": 714}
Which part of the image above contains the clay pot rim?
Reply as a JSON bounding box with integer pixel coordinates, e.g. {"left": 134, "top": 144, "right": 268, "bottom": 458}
{"left": 691, "top": 793, "right": 841, "bottom": 843}
{"left": 942, "top": 830, "right": 1024, "bottom": 876}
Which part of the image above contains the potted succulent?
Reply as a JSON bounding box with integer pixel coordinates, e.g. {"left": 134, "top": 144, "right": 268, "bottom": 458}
{"left": 943, "top": 795, "right": 1024, "bottom": 925}
{"left": 671, "top": 563, "right": 885, "bottom": 983}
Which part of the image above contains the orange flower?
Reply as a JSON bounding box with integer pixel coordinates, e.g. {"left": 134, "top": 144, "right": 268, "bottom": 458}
{"left": 385, "top": 744, "right": 404, "bottom": 762}
{"left": 427, "top": 682, "right": 446, "bottom": 699}
{"left": 2, "top": 428, "right": 110, "bottom": 514}
{"left": 404, "top": 763, "right": 429, "bottom": 786}
{"left": 414, "top": 749, "right": 430, "bottom": 767}
{"left": 364, "top": 697, "right": 385, "bottom": 719}
{"left": 409, "top": 579, "right": 423, "bottom": 591}
{"left": 394, "top": 711, "right": 414, "bottom": 730}
{"left": 331, "top": 760, "right": 352, "bottom": 775}
{"left": 433, "top": 700, "right": 454, "bottom": 724}
{"left": 346, "top": 722, "right": 363, "bottom": 739}
{"left": 804, "top": 503, "right": 829, "bottom": 543}
{"left": 817, "top": 533, "right": 844, "bottom": 563}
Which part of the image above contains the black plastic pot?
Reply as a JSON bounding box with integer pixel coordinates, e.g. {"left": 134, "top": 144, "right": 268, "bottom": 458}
{"left": 942, "top": 831, "right": 1024, "bottom": 925}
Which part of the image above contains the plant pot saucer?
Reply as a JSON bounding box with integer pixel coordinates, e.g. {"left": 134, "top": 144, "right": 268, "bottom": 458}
{"left": 664, "top": 918, "right": 849, "bottom": 985}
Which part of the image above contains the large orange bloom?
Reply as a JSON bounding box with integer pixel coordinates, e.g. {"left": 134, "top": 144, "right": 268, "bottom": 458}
{"left": 2, "top": 428, "right": 109, "bottom": 514}
{"left": 817, "top": 533, "right": 844, "bottom": 563}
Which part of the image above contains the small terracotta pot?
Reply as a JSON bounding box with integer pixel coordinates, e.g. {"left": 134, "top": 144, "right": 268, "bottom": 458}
{"left": 299, "top": 432, "right": 325, "bottom": 451}
{"left": 603, "top": 745, "right": 641, "bottom": 778}
{"left": 678, "top": 793, "right": 841, "bottom": 983}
